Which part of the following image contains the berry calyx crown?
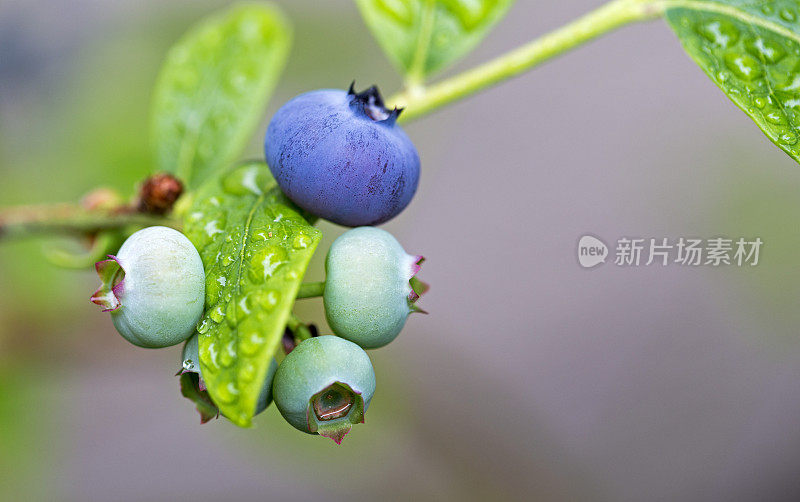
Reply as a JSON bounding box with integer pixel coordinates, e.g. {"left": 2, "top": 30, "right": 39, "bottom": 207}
{"left": 347, "top": 81, "right": 403, "bottom": 125}
{"left": 91, "top": 255, "right": 125, "bottom": 312}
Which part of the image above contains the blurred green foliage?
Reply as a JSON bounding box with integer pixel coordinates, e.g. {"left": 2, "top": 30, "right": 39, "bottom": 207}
{"left": 0, "top": 363, "right": 57, "bottom": 500}
{"left": 354, "top": 0, "right": 514, "bottom": 80}
{"left": 0, "top": 11, "right": 192, "bottom": 348}
{"left": 151, "top": 4, "right": 291, "bottom": 187}
{"left": 714, "top": 155, "right": 800, "bottom": 345}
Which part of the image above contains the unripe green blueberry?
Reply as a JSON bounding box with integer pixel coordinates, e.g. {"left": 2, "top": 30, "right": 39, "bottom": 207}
{"left": 273, "top": 336, "right": 376, "bottom": 444}
{"left": 181, "top": 334, "right": 277, "bottom": 415}
{"left": 323, "top": 227, "right": 426, "bottom": 349}
{"left": 91, "top": 226, "right": 204, "bottom": 348}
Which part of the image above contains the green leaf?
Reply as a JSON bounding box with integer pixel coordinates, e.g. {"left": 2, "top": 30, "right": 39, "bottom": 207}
{"left": 665, "top": 0, "right": 800, "bottom": 162}
{"left": 183, "top": 162, "right": 321, "bottom": 427}
{"left": 150, "top": 4, "right": 291, "bottom": 187}
{"left": 355, "top": 0, "right": 514, "bottom": 81}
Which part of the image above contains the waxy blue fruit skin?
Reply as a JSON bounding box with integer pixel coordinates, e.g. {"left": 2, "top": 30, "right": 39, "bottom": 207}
{"left": 181, "top": 334, "right": 277, "bottom": 415}
{"left": 273, "top": 336, "right": 376, "bottom": 443}
{"left": 324, "top": 227, "right": 424, "bottom": 349}
{"left": 92, "top": 226, "right": 205, "bottom": 348}
{"left": 264, "top": 85, "right": 420, "bottom": 227}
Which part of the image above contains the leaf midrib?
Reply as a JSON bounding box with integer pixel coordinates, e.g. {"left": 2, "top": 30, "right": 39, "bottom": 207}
{"left": 232, "top": 192, "right": 266, "bottom": 341}
{"left": 214, "top": 191, "right": 264, "bottom": 424}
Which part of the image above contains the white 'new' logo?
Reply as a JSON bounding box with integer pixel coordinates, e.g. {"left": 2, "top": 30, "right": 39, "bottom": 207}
{"left": 577, "top": 235, "right": 608, "bottom": 268}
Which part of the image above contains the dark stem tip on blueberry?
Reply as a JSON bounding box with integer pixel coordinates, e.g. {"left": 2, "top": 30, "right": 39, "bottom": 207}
{"left": 305, "top": 381, "right": 366, "bottom": 444}
{"left": 347, "top": 81, "right": 404, "bottom": 124}
{"left": 312, "top": 382, "right": 355, "bottom": 421}
{"left": 282, "top": 327, "right": 297, "bottom": 355}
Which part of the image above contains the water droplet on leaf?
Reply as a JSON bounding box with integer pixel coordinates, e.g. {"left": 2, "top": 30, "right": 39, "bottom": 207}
{"left": 723, "top": 52, "right": 764, "bottom": 80}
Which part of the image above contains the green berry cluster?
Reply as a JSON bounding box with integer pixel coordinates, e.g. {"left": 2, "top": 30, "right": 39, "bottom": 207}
{"left": 93, "top": 224, "right": 425, "bottom": 443}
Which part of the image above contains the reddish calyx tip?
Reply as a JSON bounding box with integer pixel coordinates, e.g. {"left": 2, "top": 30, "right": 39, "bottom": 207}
{"left": 199, "top": 409, "right": 220, "bottom": 425}
{"left": 319, "top": 426, "right": 351, "bottom": 445}
{"left": 92, "top": 255, "right": 124, "bottom": 311}
{"left": 91, "top": 287, "right": 121, "bottom": 312}
{"left": 408, "top": 260, "right": 429, "bottom": 308}
{"left": 94, "top": 255, "right": 118, "bottom": 274}
{"left": 410, "top": 255, "right": 425, "bottom": 277}
{"left": 111, "top": 280, "right": 124, "bottom": 300}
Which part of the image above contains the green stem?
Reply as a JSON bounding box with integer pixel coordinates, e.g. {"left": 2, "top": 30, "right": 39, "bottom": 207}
{"left": 43, "top": 231, "right": 120, "bottom": 269}
{"left": 389, "top": 0, "right": 663, "bottom": 122}
{"left": 287, "top": 314, "right": 314, "bottom": 341}
{"left": 0, "top": 204, "right": 179, "bottom": 240}
{"left": 296, "top": 281, "right": 325, "bottom": 299}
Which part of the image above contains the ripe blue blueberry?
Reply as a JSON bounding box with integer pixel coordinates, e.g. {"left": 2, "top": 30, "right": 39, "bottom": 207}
{"left": 180, "top": 334, "right": 277, "bottom": 415}
{"left": 324, "top": 227, "right": 426, "bottom": 349}
{"left": 91, "top": 226, "right": 205, "bottom": 348}
{"left": 264, "top": 83, "right": 420, "bottom": 227}
{"left": 273, "top": 335, "right": 376, "bottom": 444}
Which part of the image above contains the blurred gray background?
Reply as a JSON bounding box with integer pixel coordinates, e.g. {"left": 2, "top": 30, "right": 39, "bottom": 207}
{"left": 2, "top": 0, "right": 800, "bottom": 501}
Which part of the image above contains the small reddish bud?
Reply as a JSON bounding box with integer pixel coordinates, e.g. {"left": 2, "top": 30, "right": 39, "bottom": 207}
{"left": 137, "top": 173, "right": 183, "bottom": 215}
